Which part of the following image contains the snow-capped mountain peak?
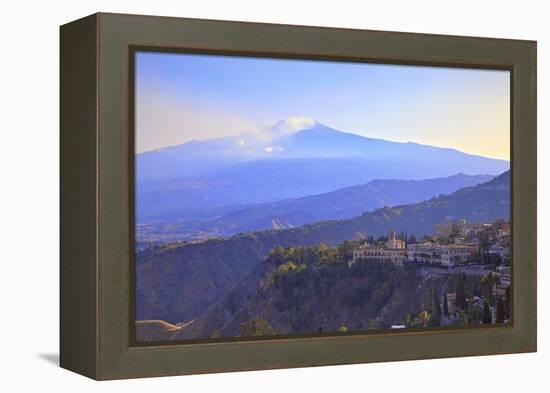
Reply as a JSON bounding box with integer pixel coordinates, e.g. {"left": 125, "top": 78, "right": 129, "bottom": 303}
{"left": 268, "top": 116, "right": 318, "bottom": 135}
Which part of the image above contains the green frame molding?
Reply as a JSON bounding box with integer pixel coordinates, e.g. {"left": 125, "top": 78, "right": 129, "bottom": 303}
{"left": 60, "top": 12, "right": 536, "bottom": 380}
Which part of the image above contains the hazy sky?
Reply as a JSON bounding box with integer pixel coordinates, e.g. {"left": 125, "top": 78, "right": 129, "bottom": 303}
{"left": 136, "top": 51, "right": 510, "bottom": 160}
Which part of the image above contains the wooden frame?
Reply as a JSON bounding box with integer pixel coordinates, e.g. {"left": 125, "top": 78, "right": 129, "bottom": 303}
{"left": 60, "top": 12, "right": 537, "bottom": 380}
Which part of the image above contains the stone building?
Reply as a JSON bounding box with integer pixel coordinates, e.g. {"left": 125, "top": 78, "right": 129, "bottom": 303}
{"left": 350, "top": 230, "right": 406, "bottom": 267}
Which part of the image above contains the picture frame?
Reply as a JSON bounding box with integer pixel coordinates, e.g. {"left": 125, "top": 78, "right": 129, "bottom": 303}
{"left": 60, "top": 12, "right": 536, "bottom": 380}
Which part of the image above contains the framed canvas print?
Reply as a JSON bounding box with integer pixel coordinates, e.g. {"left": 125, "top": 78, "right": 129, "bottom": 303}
{"left": 60, "top": 13, "right": 537, "bottom": 380}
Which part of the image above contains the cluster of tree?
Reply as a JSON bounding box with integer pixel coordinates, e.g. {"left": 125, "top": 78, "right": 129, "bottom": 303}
{"left": 406, "top": 271, "right": 513, "bottom": 329}
{"left": 407, "top": 287, "right": 444, "bottom": 328}
{"left": 453, "top": 272, "right": 511, "bottom": 325}
{"left": 260, "top": 261, "right": 306, "bottom": 290}
{"left": 256, "top": 244, "right": 419, "bottom": 333}
{"left": 268, "top": 240, "right": 367, "bottom": 267}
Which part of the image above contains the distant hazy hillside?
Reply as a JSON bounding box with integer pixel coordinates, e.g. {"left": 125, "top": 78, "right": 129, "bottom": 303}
{"left": 136, "top": 119, "right": 508, "bottom": 222}
{"left": 136, "top": 171, "right": 510, "bottom": 324}
{"left": 151, "top": 173, "right": 494, "bottom": 239}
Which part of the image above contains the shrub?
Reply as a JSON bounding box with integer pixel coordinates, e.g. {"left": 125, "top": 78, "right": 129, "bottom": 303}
{"left": 260, "top": 261, "right": 305, "bottom": 290}
{"left": 238, "top": 318, "right": 276, "bottom": 337}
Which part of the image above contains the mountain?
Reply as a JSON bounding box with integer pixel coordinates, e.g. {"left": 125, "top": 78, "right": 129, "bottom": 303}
{"left": 136, "top": 171, "right": 510, "bottom": 324}
{"left": 137, "top": 117, "right": 508, "bottom": 181}
{"left": 136, "top": 117, "right": 320, "bottom": 180}
{"left": 136, "top": 118, "right": 508, "bottom": 222}
{"left": 142, "top": 173, "right": 494, "bottom": 240}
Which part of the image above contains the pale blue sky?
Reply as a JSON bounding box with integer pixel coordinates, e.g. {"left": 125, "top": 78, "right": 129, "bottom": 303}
{"left": 136, "top": 51, "right": 510, "bottom": 159}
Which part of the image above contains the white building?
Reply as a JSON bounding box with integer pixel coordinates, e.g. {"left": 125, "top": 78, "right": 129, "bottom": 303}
{"left": 351, "top": 245, "right": 406, "bottom": 267}
{"left": 489, "top": 244, "right": 510, "bottom": 258}
{"left": 406, "top": 243, "right": 478, "bottom": 267}
{"left": 350, "top": 229, "right": 478, "bottom": 268}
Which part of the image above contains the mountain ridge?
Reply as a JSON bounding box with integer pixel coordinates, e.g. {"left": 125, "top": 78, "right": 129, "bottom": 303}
{"left": 140, "top": 173, "right": 494, "bottom": 239}
{"left": 136, "top": 119, "right": 508, "bottom": 222}
{"left": 136, "top": 119, "right": 508, "bottom": 181}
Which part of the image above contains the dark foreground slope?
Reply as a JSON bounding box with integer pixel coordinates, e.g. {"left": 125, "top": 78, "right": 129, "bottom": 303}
{"left": 175, "top": 247, "right": 487, "bottom": 340}
{"left": 136, "top": 171, "right": 509, "bottom": 323}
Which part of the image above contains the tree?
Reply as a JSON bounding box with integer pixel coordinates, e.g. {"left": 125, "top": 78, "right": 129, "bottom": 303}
{"left": 443, "top": 293, "right": 449, "bottom": 316}
{"left": 482, "top": 300, "right": 492, "bottom": 324}
{"left": 431, "top": 289, "right": 441, "bottom": 326}
{"left": 337, "top": 240, "right": 354, "bottom": 262}
{"left": 458, "top": 314, "right": 469, "bottom": 327}
{"left": 478, "top": 232, "right": 491, "bottom": 265}
{"left": 456, "top": 275, "right": 467, "bottom": 310}
{"left": 238, "top": 318, "right": 276, "bottom": 337}
{"left": 317, "top": 242, "right": 329, "bottom": 252}
{"left": 496, "top": 296, "right": 506, "bottom": 323}
{"left": 406, "top": 313, "right": 413, "bottom": 328}
{"left": 481, "top": 273, "right": 495, "bottom": 304}
{"left": 367, "top": 319, "right": 377, "bottom": 330}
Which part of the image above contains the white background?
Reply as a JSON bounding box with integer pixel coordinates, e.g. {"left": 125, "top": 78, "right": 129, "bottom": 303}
{"left": 0, "top": 0, "right": 546, "bottom": 391}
